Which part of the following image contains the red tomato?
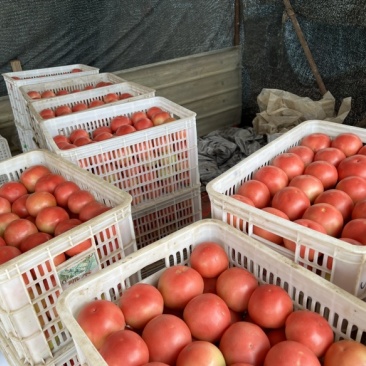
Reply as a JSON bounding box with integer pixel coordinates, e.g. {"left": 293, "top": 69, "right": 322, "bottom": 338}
{"left": 266, "top": 327, "right": 287, "bottom": 347}
{"left": 119, "top": 283, "right": 164, "bottom": 329}
{"left": 352, "top": 198, "right": 366, "bottom": 219}
{"left": 341, "top": 218, "right": 366, "bottom": 244}
{"left": 19, "top": 232, "right": 53, "bottom": 253}
{"left": 3, "top": 218, "right": 38, "bottom": 247}
{"left": 336, "top": 176, "right": 366, "bottom": 204}
{"left": 93, "top": 131, "right": 114, "bottom": 142}
{"left": 110, "top": 115, "right": 133, "bottom": 132}
{"left": 263, "top": 340, "right": 321, "bottom": 366}
{"left": 228, "top": 194, "right": 255, "bottom": 231}
{"left": 0, "top": 181, "right": 28, "bottom": 203}
{"left": 271, "top": 152, "right": 305, "bottom": 181}
{"left": 183, "top": 293, "right": 231, "bottom": 342}
{"left": 314, "top": 189, "right": 354, "bottom": 222}
{"left": 0, "top": 197, "right": 11, "bottom": 215}
{"left": 142, "top": 314, "right": 192, "bottom": 365}
{"left": 304, "top": 160, "right": 338, "bottom": 190}
{"left": 34, "top": 173, "right": 66, "bottom": 194}
{"left": 236, "top": 180, "right": 271, "bottom": 208}
{"left": 99, "top": 329, "right": 149, "bottom": 366}
{"left": 289, "top": 174, "right": 324, "bottom": 203}
{"left": 67, "top": 190, "right": 96, "bottom": 214}
{"left": 287, "top": 145, "right": 315, "bottom": 167}
{"left": 219, "top": 321, "right": 271, "bottom": 365}
{"left": 285, "top": 310, "right": 334, "bottom": 357}
{"left": 0, "top": 212, "right": 19, "bottom": 237}
{"left": 331, "top": 132, "right": 363, "bottom": 157}
{"left": 53, "top": 181, "right": 80, "bottom": 207}
{"left": 338, "top": 154, "right": 366, "bottom": 180}
{"left": 26, "top": 191, "right": 57, "bottom": 217}
{"left": 0, "top": 237, "right": 5, "bottom": 246}
{"left": 69, "top": 129, "right": 89, "bottom": 144}
{"left": 190, "top": 241, "right": 229, "bottom": 278}
{"left": 35, "top": 206, "right": 70, "bottom": 234}
{"left": 92, "top": 126, "right": 112, "bottom": 139}
{"left": 253, "top": 207, "right": 289, "bottom": 245}
{"left": 252, "top": 165, "right": 289, "bottom": 197}
{"left": 78, "top": 201, "right": 111, "bottom": 222}
{"left": 216, "top": 267, "right": 258, "bottom": 312}
{"left": 324, "top": 339, "right": 366, "bottom": 366}
{"left": 0, "top": 246, "right": 22, "bottom": 264}
{"left": 157, "top": 265, "right": 204, "bottom": 309}
{"left": 271, "top": 186, "right": 310, "bottom": 221}
{"left": 176, "top": 341, "right": 226, "bottom": 366}
{"left": 76, "top": 299, "right": 126, "bottom": 350}
{"left": 247, "top": 284, "right": 293, "bottom": 329}
{"left": 358, "top": 145, "right": 366, "bottom": 155}
{"left": 300, "top": 133, "right": 331, "bottom": 152}
{"left": 313, "top": 147, "right": 346, "bottom": 167}
{"left": 142, "top": 363, "right": 170, "bottom": 366}
{"left": 19, "top": 165, "right": 52, "bottom": 192}
{"left": 11, "top": 194, "right": 30, "bottom": 218}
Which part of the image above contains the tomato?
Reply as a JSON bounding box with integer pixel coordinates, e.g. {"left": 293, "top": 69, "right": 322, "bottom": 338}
{"left": 19, "top": 164, "right": 52, "bottom": 192}
{"left": 228, "top": 194, "right": 255, "bottom": 231}
{"left": 0, "top": 212, "right": 19, "bottom": 237}
{"left": 0, "top": 181, "right": 28, "bottom": 203}
{"left": 25, "top": 191, "right": 57, "bottom": 217}
{"left": 285, "top": 309, "right": 334, "bottom": 357}
{"left": 266, "top": 327, "right": 287, "bottom": 347}
{"left": 142, "top": 314, "right": 192, "bottom": 365}
{"left": 336, "top": 176, "right": 366, "bottom": 204}
{"left": 324, "top": 339, "right": 366, "bottom": 366}
{"left": 302, "top": 203, "right": 344, "bottom": 237}
{"left": 157, "top": 265, "right": 204, "bottom": 309}
{"left": 247, "top": 284, "right": 293, "bottom": 329}
{"left": 0, "top": 197, "right": 11, "bottom": 215}
{"left": 34, "top": 173, "right": 66, "bottom": 194}
{"left": 11, "top": 194, "right": 30, "bottom": 218}
{"left": 219, "top": 321, "right": 271, "bottom": 366}
{"left": 76, "top": 299, "right": 126, "bottom": 350}
{"left": 190, "top": 241, "right": 229, "bottom": 278}
{"left": 176, "top": 341, "right": 226, "bottom": 366}
{"left": 0, "top": 237, "right": 5, "bottom": 246}
{"left": 78, "top": 201, "right": 111, "bottom": 222}
{"left": 304, "top": 160, "right": 338, "bottom": 190}
{"left": 53, "top": 181, "right": 80, "bottom": 207}
{"left": 352, "top": 198, "right": 366, "bottom": 219}
{"left": 216, "top": 267, "right": 258, "bottom": 313}
{"left": 300, "top": 132, "right": 331, "bottom": 152}
{"left": 35, "top": 206, "right": 70, "bottom": 234}
{"left": 0, "top": 246, "right": 22, "bottom": 264}
{"left": 314, "top": 189, "right": 354, "bottom": 222}
{"left": 263, "top": 340, "right": 321, "bottom": 366}
{"left": 236, "top": 180, "right": 271, "bottom": 208}
{"left": 289, "top": 174, "right": 324, "bottom": 203}
{"left": 331, "top": 132, "right": 363, "bottom": 157}
{"left": 142, "top": 363, "right": 170, "bottom": 366}
{"left": 99, "top": 329, "right": 149, "bottom": 366}
{"left": 183, "top": 292, "right": 231, "bottom": 342}
{"left": 287, "top": 145, "right": 314, "bottom": 167}
{"left": 19, "top": 232, "right": 52, "bottom": 253}
{"left": 358, "top": 145, "right": 366, "bottom": 155}
{"left": 271, "top": 186, "right": 310, "bottom": 221}
{"left": 110, "top": 115, "right": 133, "bottom": 132}
{"left": 341, "top": 218, "right": 366, "bottom": 244}
{"left": 271, "top": 152, "right": 305, "bottom": 181}
{"left": 252, "top": 165, "right": 289, "bottom": 197}
{"left": 338, "top": 154, "right": 366, "bottom": 180}
{"left": 69, "top": 129, "right": 89, "bottom": 144}
{"left": 92, "top": 126, "right": 112, "bottom": 139}
{"left": 313, "top": 147, "right": 346, "bottom": 167}
{"left": 119, "top": 283, "right": 164, "bottom": 329}
{"left": 3, "top": 218, "right": 38, "bottom": 247}
{"left": 67, "top": 189, "right": 96, "bottom": 214}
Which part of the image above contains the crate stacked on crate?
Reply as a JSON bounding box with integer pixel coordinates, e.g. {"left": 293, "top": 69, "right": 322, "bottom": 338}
{"left": 32, "top": 96, "right": 202, "bottom": 249}
{"left": 207, "top": 119, "right": 366, "bottom": 299}
{"left": 0, "top": 150, "right": 136, "bottom": 366}
{"left": 2, "top": 64, "right": 99, "bottom": 152}
{"left": 56, "top": 219, "right": 366, "bottom": 365}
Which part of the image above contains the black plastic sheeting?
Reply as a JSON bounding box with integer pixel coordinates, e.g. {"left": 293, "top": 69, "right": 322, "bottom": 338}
{"left": 1, "top": 0, "right": 366, "bottom": 127}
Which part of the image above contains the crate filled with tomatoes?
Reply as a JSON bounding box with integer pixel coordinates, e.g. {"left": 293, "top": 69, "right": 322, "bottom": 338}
{"left": 207, "top": 119, "right": 366, "bottom": 299}
{"left": 56, "top": 219, "right": 366, "bottom": 365}
{"left": 0, "top": 150, "right": 136, "bottom": 366}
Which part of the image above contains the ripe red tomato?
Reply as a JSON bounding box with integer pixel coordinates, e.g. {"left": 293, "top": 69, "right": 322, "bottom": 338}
{"left": 236, "top": 179, "right": 271, "bottom": 208}
{"left": 302, "top": 203, "right": 344, "bottom": 237}
{"left": 190, "top": 241, "right": 229, "bottom": 278}
{"left": 35, "top": 206, "right": 70, "bottom": 234}
{"left": 271, "top": 152, "right": 305, "bottom": 181}
{"left": 0, "top": 181, "right": 28, "bottom": 203}
{"left": 266, "top": 327, "right": 287, "bottom": 347}
{"left": 67, "top": 190, "right": 96, "bottom": 214}
{"left": 19, "top": 232, "right": 53, "bottom": 253}
{"left": 157, "top": 265, "right": 204, "bottom": 309}
{"left": 34, "top": 173, "right": 66, "bottom": 194}
{"left": 0, "top": 237, "right": 5, "bottom": 246}
{"left": 271, "top": 186, "right": 310, "bottom": 221}
{"left": 78, "top": 201, "right": 111, "bottom": 222}
{"left": 219, "top": 321, "right": 271, "bottom": 365}
{"left": 304, "top": 160, "right": 338, "bottom": 190}
{"left": 25, "top": 191, "right": 57, "bottom": 217}
{"left": 324, "top": 339, "right": 366, "bottom": 366}
{"left": 119, "top": 283, "right": 164, "bottom": 329}
{"left": 263, "top": 340, "right": 321, "bottom": 366}
{"left": 358, "top": 145, "right": 366, "bottom": 155}
{"left": 69, "top": 129, "right": 89, "bottom": 144}
{"left": 3, "top": 218, "right": 38, "bottom": 247}
{"left": 336, "top": 176, "right": 366, "bottom": 204}
{"left": 0, "top": 197, "right": 11, "bottom": 215}
{"left": 287, "top": 145, "right": 314, "bottom": 167}
{"left": 252, "top": 165, "right": 289, "bottom": 197}
{"left": 53, "top": 181, "right": 80, "bottom": 207}
{"left": 289, "top": 174, "right": 324, "bottom": 203}
{"left": 19, "top": 164, "right": 52, "bottom": 192}
{"left": 285, "top": 310, "right": 334, "bottom": 358}
{"left": 247, "top": 284, "right": 293, "bottom": 329}
{"left": 0, "top": 212, "right": 19, "bottom": 237}
{"left": 11, "top": 194, "right": 30, "bottom": 218}
{"left": 215, "top": 267, "right": 258, "bottom": 312}
{"left": 331, "top": 132, "right": 363, "bottom": 157}
{"left": 99, "top": 329, "right": 149, "bottom": 366}
{"left": 352, "top": 198, "right": 366, "bottom": 219}
{"left": 300, "top": 132, "right": 331, "bottom": 152}
{"left": 341, "top": 218, "right": 366, "bottom": 244}
{"left": 0, "top": 246, "right": 22, "bottom": 264}
{"left": 338, "top": 154, "right": 366, "bottom": 180}
{"left": 313, "top": 147, "right": 346, "bottom": 167}
{"left": 183, "top": 293, "right": 232, "bottom": 342}
{"left": 142, "top": 314, "right": 192, "bottom": 365}
{"left": 176, "top": 341, "right": 226, "bottom": 366}
{"left": 76, "top": 299, "right": 126, "bottom": 350}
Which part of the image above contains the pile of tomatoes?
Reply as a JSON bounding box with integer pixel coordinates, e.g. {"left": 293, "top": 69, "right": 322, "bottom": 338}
{"left": 76, "top": 241, "right": 366, "bottom": 366}
{"left": 230, "top": 132, "right": 366, "bottom": 262}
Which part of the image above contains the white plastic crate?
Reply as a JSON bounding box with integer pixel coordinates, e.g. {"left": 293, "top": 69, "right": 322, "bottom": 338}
{"left": 14, "top": 124, "right": 39, "bottom": 152}
{"left": 27, "top": 81, "right": 156, "bottom": 147}
{"left": 0, "top": 135, "right": 11, "bottom": 162}
{"left": 206, "top": 119, "right": 366, "bottom": 299}
{"left": 37, "top": 96, "right": 200, "bottom": 210}
{"left": 56, "top": 219, "right": 366, "bottom": 366}
{"left": 0, "top": 150, "right": 136, "bottom": 366}
{"left": 2, "top": 64, "right": 99, "bottom": 131}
